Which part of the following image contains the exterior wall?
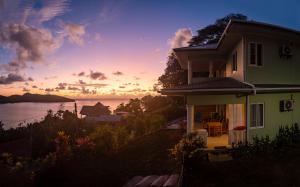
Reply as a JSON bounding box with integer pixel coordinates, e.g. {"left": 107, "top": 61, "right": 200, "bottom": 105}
{"left": 248, "top": 92, "right": 300, "bottom": 140}
{"left": 245, "top": 35, "right": 300, "bottom": 84}
{"left": 225, "top": 38, "right": 244, "bottom": 81}
{"left": 186, "top": 95, "right": 246, "bottom": 105}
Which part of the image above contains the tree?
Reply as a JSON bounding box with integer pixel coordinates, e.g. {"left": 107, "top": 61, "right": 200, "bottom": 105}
{"left": 158, "top": 13, "right": 248, "bottom": 89}
{"left": 158, "top": 53, "right": 188, "bottom": 89}
{"left": 114, "top": 98, "right": 143, "bottom": 116}
{"left": 189, "top": 13, "right": 248, "bottom": 46}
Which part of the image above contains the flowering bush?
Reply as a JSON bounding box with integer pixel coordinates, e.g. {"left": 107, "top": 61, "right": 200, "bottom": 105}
{"left": 170, "top": 133, "right": 206, "bottom": 164}
{"left": 54, "top": 131, "right": 71, "bottom": 158}
{"left": 73, "top": 136, "right": 96, "bottom": 158}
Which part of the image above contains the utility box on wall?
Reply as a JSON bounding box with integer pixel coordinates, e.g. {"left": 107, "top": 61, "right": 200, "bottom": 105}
{"left": 280, "top": 100, "right": 294, "bottom": 112}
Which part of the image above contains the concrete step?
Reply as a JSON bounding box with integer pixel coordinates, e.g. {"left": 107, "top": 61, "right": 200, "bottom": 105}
{"left": 151, "top": 175, "right": 169, "bottom": 186}
{"left": 135, "top": 175, "right": 158, "bottom": 187}
{"left": 163, "top": 174, "right": 179, "bottom": 187}
{"left": 123, "top": 174, "right": 179, "bottom": 187}
{"left": 124, "top": 176, "right": 144, "bottom": 187}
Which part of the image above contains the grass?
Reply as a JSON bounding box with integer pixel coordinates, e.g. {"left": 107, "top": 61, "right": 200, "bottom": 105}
{"left": 34, "top": 129, "right": 184, "bottom": 187}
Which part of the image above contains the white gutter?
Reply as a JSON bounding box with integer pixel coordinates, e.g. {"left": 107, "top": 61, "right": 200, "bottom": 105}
{"left": 160, "top": 88, "right": 253, "bottom": 93}
{"left": 241, "top": 81, "right": 256, "bottom": 95}
{"left": 159, "top": 87, "right": 300, "bottom": 94}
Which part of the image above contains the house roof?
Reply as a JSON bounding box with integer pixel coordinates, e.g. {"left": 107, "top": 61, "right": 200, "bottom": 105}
{"left": 159, "top": 78, "right": 254, "bottom": 95}
{"left": 174, "top": 19, "right": 300, "bottom": 52}
{"left": 80, "top": 102, "right": 110, "bottom": 116}
{"left": 86, "top": 115, "right": 122, "bottom": 122}
{"left": 159, "top": 78, "right": 300, "bottom": 96}
{"left": 174, "top": 20, "right": 300, "bottom": 69}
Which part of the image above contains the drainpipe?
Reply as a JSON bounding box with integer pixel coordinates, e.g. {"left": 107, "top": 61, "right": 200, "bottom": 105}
{"left": 242, "top": 81, "right": 256, "bottom": 143}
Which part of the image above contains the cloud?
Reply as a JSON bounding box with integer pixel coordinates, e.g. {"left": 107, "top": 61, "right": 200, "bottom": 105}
{"left": 89, "top": 71, "right": 107, "bottom": 80}
{"left": 32, "top": 85, "right": 38, "bottom": 88}
{"left": 0, "top": 73, "right": 26, "bottom": 84}
{"left": 25, "top": 0, "right": 71, "bottom": 25}
{"left": 98, "top": 0, "right": 125, "bottom": 23}
{"left": 56, "top": 82, "right": 67, "bottom": 90}
{"left": 69, "top": 80, "right": 108, "bottom": 88}
{"left": 44, "top": 76, "right": 57, "bottom": 80}
{"left": 119, "top": 86, "right": 125, "bottom": 89}
{"left": 0, "top": 0, "right": 70, "bottom": 25}
{"left": 0, "top": 23, "right": 61, "bottom": 71}
{"left": 62, "top": 23, "right": 86, "bottom": 45}
{"left": 112, "top": 71, "right": 123, "bottom": 76}
{"left": 168, "top": 28, "right": 192, "bottom": 49}
{"left": 78, "top": 71, "right": 85, "bottom": 76}
{"left": 22, "top": 87, "right": 30, "bottom": 92}
{"left": 28, "top": 77, "right": 34, "bottom": 81}
{"left": 94, "top": 33, "right": 102, "bottom": 42}
{"left": 133, "top": 76, "right": 140, "bottom": 80}
{"left": 78, "top": 79, "right": 86, "bottom": 85}
{"left": 68, "top": 86, "right": 80, "bottom": 91}
{"left": 45, "top": 88, "right": 55, "bottom": 92}
{"left": 81, "top": 87, "right": 97, "bottom": 95}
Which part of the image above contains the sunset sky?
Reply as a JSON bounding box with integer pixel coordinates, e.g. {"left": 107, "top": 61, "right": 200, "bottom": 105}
{"left": 0, "top": 0, "right": 300, "bottom": 98}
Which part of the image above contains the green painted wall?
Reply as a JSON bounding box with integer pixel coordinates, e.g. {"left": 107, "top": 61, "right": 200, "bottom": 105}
{"left": 187, "top": 93, "right": 300, "bottom": 141}
{"left": 248, "top": 93, "right": 300, "bottom": 140}
{"left": 245, "top": 36, "right": 300, "bottom": 84}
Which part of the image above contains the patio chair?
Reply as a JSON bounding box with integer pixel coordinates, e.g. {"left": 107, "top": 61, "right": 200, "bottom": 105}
{"left": 208, "top": 122, "right": 222, "bottom": 136}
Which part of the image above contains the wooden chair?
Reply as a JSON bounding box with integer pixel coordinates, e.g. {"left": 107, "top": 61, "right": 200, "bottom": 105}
{"left": 208, "top": 122, "right": 222, "bottom": 136}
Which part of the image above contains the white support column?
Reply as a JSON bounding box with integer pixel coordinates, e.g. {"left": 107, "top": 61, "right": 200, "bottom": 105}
{"left": 188, "top": 60, "right": 192, "bottom": 85}
{"left": 186, "top": 104, "right": 195, "bottom": 134}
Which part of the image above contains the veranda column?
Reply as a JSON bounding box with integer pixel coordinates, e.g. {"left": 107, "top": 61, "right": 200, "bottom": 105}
{"left": 188, "top": 60, "right": 192, "bottom": 85}
{"left": 186, "top": 104, "right": 195, "bottom": 134}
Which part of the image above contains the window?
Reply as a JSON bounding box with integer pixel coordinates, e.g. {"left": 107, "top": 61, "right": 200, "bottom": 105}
{"left": 232, "top": 51, "right": 237, "bottom": 72}
{"left": 250, "top": 103, "right": 264, "bottom": 128}
{"left": 249, "top": 42, "right": 263, "bottom": 66}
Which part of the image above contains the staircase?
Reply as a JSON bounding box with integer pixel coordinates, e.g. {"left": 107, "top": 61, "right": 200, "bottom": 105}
{"left": 124, "top": 174, "right": 179, "bottom": 187}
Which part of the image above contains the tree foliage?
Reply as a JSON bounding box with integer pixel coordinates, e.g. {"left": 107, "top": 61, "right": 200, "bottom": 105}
{"left": 158, "top": 53, "right": 188, "bottom": 89}
{"left": 189, "top": 13, "right": 248, "bottom": 46}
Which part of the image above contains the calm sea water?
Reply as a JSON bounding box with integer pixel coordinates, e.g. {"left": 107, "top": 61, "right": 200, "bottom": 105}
{"left": 0, "top": 99, "right": 129, "bottom": 129}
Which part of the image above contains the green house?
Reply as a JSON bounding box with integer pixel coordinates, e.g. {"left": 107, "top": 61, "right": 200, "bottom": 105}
{"left": 160, "top": 20, "right": 300, "bottom": 147}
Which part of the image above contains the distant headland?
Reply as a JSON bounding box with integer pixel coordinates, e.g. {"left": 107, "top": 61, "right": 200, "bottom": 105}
{"left": 0, "top": 93, "right": 75, "bottom": 104}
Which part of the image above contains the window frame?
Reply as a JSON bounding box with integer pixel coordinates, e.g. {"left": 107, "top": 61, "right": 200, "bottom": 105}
{"left": 248, "top": 42, "right": 264, "bottom": 67}
{"left": 250, "top": 103, "right": 265, "bottom": 129}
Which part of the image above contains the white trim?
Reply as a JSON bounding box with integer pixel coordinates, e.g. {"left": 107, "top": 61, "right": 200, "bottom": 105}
{"left": 249, "top": 103, "right": 265, "bottom": 129}
{"left": 161, "top": 88, "right": 253, "bottom": 93}
{"left": 160, "top": 87, "right": 300, "bottom": 94}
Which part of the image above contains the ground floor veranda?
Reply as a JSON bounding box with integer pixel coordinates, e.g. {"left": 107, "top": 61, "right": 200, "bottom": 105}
{"left": 185, "top": 95, "right": 248, "bottom": 149}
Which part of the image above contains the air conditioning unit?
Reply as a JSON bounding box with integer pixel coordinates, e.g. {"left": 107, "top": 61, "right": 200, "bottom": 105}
{"left": 280, "top": 100, "right": 294, "bottom": 112}
{"left": 279, "top": 45, "right": 293, "bottom": 58}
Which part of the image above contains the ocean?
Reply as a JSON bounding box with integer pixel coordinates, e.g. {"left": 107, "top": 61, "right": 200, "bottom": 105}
{"left": 0, "top": 99, "right": 129, "bottom": 129}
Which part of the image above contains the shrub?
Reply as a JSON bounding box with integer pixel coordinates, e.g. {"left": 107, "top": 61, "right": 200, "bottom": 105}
{"left": 170, "top": 133, "right": 207, "bottom": 166}
{"left": 232, "top": 123, "right": 300, "bottom": 159}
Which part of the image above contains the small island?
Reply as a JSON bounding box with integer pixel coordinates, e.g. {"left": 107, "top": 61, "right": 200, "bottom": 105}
{"left": 0, "top": 93, "right": 75, "bottom": 104}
